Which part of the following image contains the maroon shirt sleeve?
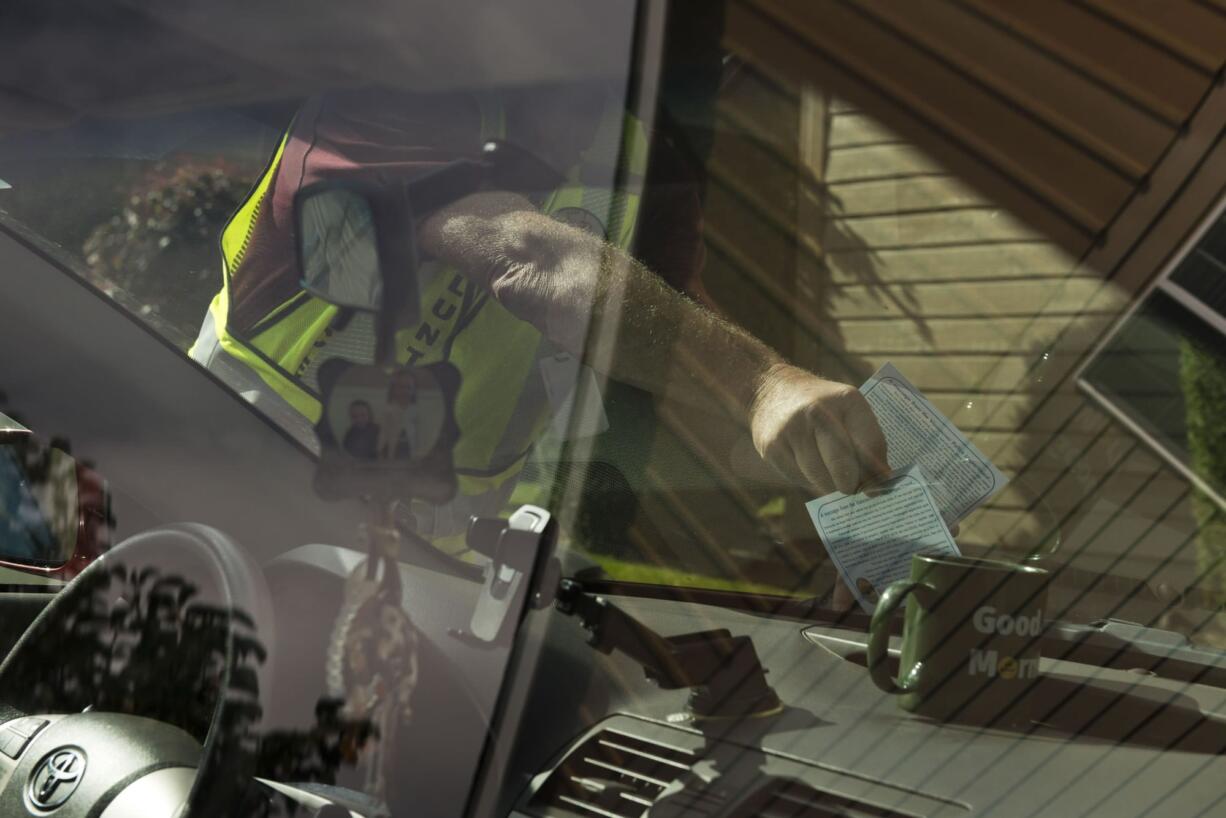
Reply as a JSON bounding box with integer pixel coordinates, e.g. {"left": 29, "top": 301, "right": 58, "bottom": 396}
{"left": 228, "top": 90, "right": 485, "bottom": 334}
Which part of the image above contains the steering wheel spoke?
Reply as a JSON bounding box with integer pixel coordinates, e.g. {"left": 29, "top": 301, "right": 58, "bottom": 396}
{"left": 0, "top": 525, "right": 275, "bottom": 817}
{"left": 0, "top": 712, "right": 200, "bottom": 816}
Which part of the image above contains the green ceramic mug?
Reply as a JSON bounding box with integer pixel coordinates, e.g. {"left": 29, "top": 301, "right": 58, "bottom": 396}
{"left": 866, "top": 551, "right": 1049, "bottom": 724}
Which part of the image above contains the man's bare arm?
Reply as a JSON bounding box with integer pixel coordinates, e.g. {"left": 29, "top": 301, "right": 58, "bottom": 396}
{"left": 417, "top": 192, "right": 889, "bottom": 498}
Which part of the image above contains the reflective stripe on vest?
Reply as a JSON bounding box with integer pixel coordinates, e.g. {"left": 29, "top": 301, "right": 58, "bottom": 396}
{"left": 197, "top": 99, "right": 648, "bottom": 510}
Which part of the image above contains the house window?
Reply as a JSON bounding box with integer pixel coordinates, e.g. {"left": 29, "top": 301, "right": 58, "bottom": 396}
{"left": 1079, "top": 204, "right": 1226, "bottom": 502}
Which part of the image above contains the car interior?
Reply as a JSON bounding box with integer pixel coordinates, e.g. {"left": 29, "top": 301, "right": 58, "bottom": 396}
{"left": 4, "top": 2, "right": 1226, "bottom": 818}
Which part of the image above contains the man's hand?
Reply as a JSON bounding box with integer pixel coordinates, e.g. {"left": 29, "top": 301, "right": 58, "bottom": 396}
{"left": 750, "top": 363, "right": 890, "bottom": 497}
{"left": 750, "top": 364, "right": 893, "bottom": 614}
{"left": 418, "top": 191, "right": 608, "bottom": 353}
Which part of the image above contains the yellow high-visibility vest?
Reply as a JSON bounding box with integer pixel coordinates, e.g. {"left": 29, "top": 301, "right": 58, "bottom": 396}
{"left": 193, "top": 97, "right": 649, "bottom": 537}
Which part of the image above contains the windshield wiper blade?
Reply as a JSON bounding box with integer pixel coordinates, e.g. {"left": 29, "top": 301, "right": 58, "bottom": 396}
{"left": 1045, "top": 618, "right": 1226, "bottom": 689}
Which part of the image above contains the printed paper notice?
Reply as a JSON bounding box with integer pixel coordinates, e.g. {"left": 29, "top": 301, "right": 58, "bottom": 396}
{"left": 806, "top": 467, "right": 959, "bottom": 613}
{"left": 861, "top": 362, "right": 1007, "bottom": 524}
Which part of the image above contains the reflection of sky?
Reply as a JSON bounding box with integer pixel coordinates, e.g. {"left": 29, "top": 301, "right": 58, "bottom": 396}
{"left": 0, "top": 106, "right": 283, "bottom": 164}
{"left": 0, "top": 449, "right": 56, "bottom": 562}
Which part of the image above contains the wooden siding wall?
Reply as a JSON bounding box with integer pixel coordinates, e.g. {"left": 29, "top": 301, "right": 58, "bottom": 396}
{"left": 819, "top": 96, "right": 1193, "bottom": 584}
{"left": 692, "top": 0, "right": 1226, "bottom": 592}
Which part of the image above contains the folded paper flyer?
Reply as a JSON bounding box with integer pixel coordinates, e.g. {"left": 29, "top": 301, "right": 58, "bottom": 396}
{"left": 807, "top": 466, "right": 958, "bottom": 612}
{"left": 807, "top": 362, "right": 1008, "bottom": 612}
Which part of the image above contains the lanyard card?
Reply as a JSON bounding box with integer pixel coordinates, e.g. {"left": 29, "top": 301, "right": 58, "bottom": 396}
{"left": 538, "top": 352, "right": 610, "bottom": 441}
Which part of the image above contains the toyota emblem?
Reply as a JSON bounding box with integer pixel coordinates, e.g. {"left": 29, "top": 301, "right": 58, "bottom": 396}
{"left": 27, "top": 748, "right": 86, "bottom": 811}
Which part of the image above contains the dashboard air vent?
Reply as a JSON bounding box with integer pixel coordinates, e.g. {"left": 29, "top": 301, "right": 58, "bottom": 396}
{"left": 530, "top": 728, "right": 696, "bottom": 818}
{"left": 735, "top": 779, "right": 921, "bottom": 818}
{"left": 529, "top": 728, "right": 925, "bottom": 818}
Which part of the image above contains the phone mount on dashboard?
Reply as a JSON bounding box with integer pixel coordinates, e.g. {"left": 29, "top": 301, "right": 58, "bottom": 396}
{"left": 554, "top": 579, "right": 783, "bottom": 721}
{"left": 445, "top": 505, "right": 562, "bottom": 648}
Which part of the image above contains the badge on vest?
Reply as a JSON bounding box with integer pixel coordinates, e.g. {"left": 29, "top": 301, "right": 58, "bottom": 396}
{"left": 539, "top": 352, "right": 610, "bottom": 440}
{"left": 551, "top": 207, "right": 607, "bottom": 240}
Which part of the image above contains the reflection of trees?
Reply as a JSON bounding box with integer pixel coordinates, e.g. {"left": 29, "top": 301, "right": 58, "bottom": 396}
{"left": 81, "top": 159, "right": 250, "bottom": 347}
{"left": 0, "top": 563, "right": 375, "bottom": 817}
{"left": 1, "top": 564, "right": 254, "bottom": 738}
{"left": 0, "top": 563, "right": 266, "bottom": 814}
{"left": 1181, "top": 341, "right": 1226, "bottom": 609}
{"left": 256, "top": 699, "right": 376, "bottom": 789}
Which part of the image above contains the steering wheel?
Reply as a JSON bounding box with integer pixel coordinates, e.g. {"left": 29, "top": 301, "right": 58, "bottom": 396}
{"left": 0, "top": 523, "right": 275, "bottom": 817}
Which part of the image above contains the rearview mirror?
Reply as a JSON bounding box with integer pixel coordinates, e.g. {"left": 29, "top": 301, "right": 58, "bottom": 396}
{"left": 293, "top": 162, "right": 491, "bottom": 348}
{"left": 296, "top": 186, "right": 385, "bottom": 312}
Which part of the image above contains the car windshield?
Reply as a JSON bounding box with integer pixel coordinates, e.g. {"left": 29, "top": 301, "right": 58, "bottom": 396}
{"left": 1, "top": 2, "right": 1225, "bottom": 650}
{"left": 12, "top": 4, "right": 1226, "bottom": 818}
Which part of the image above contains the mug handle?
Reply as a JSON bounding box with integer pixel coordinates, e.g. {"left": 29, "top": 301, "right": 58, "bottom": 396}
{"left": 867, "top": 580, "right": 932, "bottom": 694}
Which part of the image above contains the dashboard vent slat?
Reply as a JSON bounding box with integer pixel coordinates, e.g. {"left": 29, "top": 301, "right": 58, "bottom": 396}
{"left": 737, "top": 779, "right": 923, "bottom": 818}
{"left": 582, "top": 757, "right": 673, "bottom": 788}
{"left": 557, "top": 793, "right": 639, "bottom": 818}
{"left": 528, "top": 728, "right": 925, "bottom": 818}
{"left": 596, "top": 738, "right": 692, "bottom": 772}
{"left": 531, "top": 729, "right": 696, "bottom": 818}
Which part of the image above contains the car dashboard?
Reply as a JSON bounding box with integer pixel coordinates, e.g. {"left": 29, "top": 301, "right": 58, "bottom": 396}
{"left": 265, "top": 546, "right": 1226, "bottom": 818}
